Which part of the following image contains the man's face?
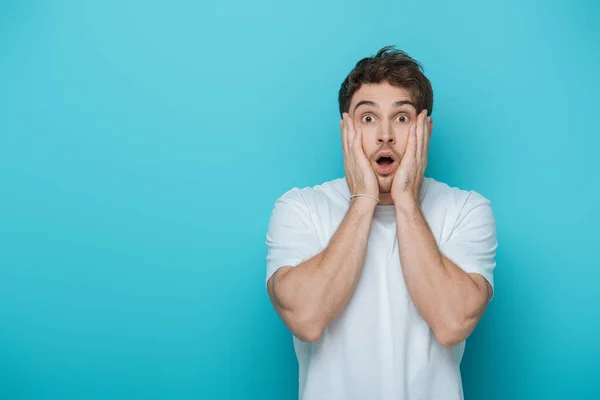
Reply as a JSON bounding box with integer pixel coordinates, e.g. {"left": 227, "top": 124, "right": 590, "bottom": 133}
{"left": 348, "top": 81, "right": 420, "bottom": 194}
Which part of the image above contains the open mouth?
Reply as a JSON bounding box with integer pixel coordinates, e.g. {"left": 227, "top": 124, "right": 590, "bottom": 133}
{"left": 375, "top": 153, "right": 396, "bottom": 175}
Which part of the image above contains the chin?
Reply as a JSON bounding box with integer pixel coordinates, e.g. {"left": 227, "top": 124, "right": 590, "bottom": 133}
{"left": 377, "top": 176, "right": 393, "bottom": 193}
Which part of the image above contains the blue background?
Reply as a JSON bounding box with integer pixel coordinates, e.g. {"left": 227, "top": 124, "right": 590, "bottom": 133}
{"left": 1, "top": 0, "right": 599, "bottom": 399}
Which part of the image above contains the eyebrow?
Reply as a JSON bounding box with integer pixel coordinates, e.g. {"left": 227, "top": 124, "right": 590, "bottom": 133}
{"left": 353, "top": 100, "right": 416, "bottom": 113}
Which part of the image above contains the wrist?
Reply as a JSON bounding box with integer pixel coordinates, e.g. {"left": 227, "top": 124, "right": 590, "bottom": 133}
{"left": 349, "top": 196, "right": 378, "bottom": 213}
{"left": 394, "top": 193, "right": 420, "bottom": 214}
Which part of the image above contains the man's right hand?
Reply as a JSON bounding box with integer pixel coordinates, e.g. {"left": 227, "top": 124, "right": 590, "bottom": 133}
{"left": 340, "top": 113, "right": 379, "bottom": 201}
{"left": 267, "top": 113, "right": 379, "bottom": 342}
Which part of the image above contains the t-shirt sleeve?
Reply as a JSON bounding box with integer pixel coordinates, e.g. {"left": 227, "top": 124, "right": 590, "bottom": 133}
{"left": 265, "top": 188, "right": 324, "bottom": 286}
{"left": 440, "top": 190, "right": 498, "bottom": 300}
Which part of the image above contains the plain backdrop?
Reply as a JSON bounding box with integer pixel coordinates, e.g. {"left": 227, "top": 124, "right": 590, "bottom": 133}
{"left": 1, "top": 0, "right": 599, "bottom": 399}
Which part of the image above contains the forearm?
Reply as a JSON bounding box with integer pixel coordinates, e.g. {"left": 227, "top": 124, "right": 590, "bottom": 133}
{"left": 270, "top": 197, "right": 376, "bottom": 341}
{"left": 395, "top": 197, "right": 484, "bottom": 345}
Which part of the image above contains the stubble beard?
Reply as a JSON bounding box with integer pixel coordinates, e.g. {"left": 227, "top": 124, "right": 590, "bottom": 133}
{"left": 377, "top": 175, "right": 393, "bottom": 194}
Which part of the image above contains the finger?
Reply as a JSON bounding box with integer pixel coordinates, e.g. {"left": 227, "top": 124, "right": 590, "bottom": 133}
{"left": 416, "top": 110, "right": 426, "bottom": 162}
{"left": 343, "top": 114, "right": 352, "bottom": 157}
{"left": 353, "top": 122, "right": 364, "bottom": 154}
{"left": 421, "top": 112, "right": 431, "bottom": 167}
{"left": 405, "top": 124, "right": 417, "bottom": 162}
{"left": 413, "top": 124, "right": 419, "bottom": 159}
{"left": 346, "top": 113, "right": 357, "bottom": 146}
{"left": 344, "top": 113, "right": 352, "bottom": 151}
{"left": 340, "top": 118, "right": 348, "bottom": 158}
{"left": 423, "top": 117, "right": 432, "bottom": 163}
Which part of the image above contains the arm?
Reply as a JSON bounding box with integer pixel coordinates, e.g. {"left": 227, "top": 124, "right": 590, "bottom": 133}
{"left": 266, "top": 113, "right": 380, "bottom": 343}
{"left": 267, "top": 197, "right": 376, "bottom": 342}
{"left": 394, "top": 195, "right": 492, "bottom": 347}
{"left": 390, "top": 110, "right": 496, "bottom": 347}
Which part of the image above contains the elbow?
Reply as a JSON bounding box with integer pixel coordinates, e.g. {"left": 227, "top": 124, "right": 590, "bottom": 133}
{"left": 294, "top": 325, "right": 323, "bottom": 343}
{"left": 269, "top": 269, "right": 325, "bottom": 343}
{"left": 433, "top": 319, "right": 470, "bottom": 348}
{"left": 287, "top": 309, "right": 325, "bottom": 343}
{"left": 276, "top": 303, "right": 324, "bottom": 342}
{"left": 435, "top": 332, "right": 465, "bottom": 348}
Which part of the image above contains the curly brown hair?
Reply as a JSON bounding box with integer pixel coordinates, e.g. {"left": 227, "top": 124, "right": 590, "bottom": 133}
{"left": 338, "top": 46, "right": 433, "bottom": 117}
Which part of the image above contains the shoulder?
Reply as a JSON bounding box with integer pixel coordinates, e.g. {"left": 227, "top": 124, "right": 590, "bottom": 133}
{"left": 274, "top": 177, "right": 349, "bottom": 211}
{"left": 422, "top": 177, "right": 495, "bottom": 237}
{"left": 423, "top": 177, "right": 493, "bottom": 213}
{"left": 268, "top": 178, "right": 347, "bottom": 239}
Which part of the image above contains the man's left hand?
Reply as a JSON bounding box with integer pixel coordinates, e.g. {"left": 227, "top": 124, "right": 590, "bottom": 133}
{"left": 391, "top": 109, "right": 432, "bottom": 207}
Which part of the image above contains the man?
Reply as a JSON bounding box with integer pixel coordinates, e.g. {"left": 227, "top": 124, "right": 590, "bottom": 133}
{"left": 265, "top": 46, "right": 497, "bottom": 400}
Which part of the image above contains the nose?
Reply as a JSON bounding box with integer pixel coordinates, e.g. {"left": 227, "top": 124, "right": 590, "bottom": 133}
{"left": 376, "top": 122, "right": 395, "bottom": 144}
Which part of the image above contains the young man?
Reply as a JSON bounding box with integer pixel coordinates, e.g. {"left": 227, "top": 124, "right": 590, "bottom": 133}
{"left": 265, "top": 46, "right": 497, "bottom": 400}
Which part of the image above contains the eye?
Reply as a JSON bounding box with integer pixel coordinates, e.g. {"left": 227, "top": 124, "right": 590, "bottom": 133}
{"left": 361, "top": 114, "right": 376, "bottom": 124}
{"left": 396, "top": 114, "right": 409, "bottom": 123}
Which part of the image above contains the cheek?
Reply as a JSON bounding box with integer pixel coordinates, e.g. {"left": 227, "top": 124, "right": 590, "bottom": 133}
{"left": 359, "top": 124, "right": 378, "bottom": 140}
{"left": 395, "top": 125, "right": 411, "bottom": 141}
{"left": 394, "top": 126, "right": 411, "bottom": 154}
{"left": 361, "top": 138, "right": 375, "bottom": 158}
{"left": 360, "top": 125, "right": 378, "bottom": 158}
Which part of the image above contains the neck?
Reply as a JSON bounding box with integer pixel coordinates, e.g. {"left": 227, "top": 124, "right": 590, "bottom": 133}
{"left": 378, "top": 192, "right": 394, "bottom": 206}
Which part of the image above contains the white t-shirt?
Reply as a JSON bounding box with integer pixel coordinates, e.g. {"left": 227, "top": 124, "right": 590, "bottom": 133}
{"left": 265, "top": 176, "right": 497, "bottom": 400}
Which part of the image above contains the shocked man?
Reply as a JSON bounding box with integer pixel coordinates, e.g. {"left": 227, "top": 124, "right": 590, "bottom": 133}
{"left": 265, "top": 46, "right": 497, "bottom": 400}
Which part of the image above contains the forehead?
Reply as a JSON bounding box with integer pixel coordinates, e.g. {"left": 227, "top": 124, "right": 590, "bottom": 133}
{"left": 350, "top": 82, "right": 414, "bottom": 109}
